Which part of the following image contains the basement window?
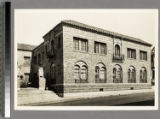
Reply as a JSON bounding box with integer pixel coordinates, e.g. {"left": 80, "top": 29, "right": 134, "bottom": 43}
{"left": 99, "top": 88, "right": 104, "bottom": 92}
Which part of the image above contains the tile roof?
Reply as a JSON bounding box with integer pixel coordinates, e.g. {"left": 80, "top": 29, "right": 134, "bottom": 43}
{"left": 17, "top": 43, "right": 36, "bottom": 51}
{"left": 61, "top": 20, "right": 152, "bottom": 46}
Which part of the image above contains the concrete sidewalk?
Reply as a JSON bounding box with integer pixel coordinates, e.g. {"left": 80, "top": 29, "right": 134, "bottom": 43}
{"left": 18, "top": 87, "right": 154, "bottom": 106}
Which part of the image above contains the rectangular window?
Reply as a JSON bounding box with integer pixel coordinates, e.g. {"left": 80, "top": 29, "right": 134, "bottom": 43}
{"left": 81, "top": 40, "right": 88, "bottom": 52}
{"left": 101, "top": 43, "right": 106, "bottom": 54}
{"left": 24, "top": 56, "right": 31, "bottom": 66}
{"left": 95, "top": 42, "right": 99, "bottom": 53}
{"left": 127, "top": 48, "right": 136, "bottom": 59}
{"left": 94, "top": 41, "right": 106, "bottom": 54}
{"left": 73, "top": 38, "right": 79, "bottom": 51}
{"left": 73, "top": 37, "right": 88, "bottom": 52}
{"left": 140, "top": 51, "right": 147, "bottom": 60}
{"left": 58, "top": 36, "right": 61, "bottom": 48}
{"left": 24, "top": 56, "right": 31, "bottom": 60}
{"left": 34, "top": 56, "right": 37, "bottom": 64}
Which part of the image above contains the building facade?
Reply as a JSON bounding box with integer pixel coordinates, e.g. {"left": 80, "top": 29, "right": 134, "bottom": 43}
{"left": 151, "top": 47, "right": 155, "bottom": 85}
{"left": 30, "top": 20, "right": 152, "bottom": 96}
{"left": 17, "top": 43, "right": 36, "bottom": 88}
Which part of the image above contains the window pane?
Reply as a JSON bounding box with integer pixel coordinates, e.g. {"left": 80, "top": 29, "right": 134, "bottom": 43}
{"left": 101, "top": 44, "right": 106, "bottom": 54}
{"left": 81, "top": 40, "right": 87, "bottom": 52}
{"left": 95, "top": 42, "right": 99, "bottom": 53}
{"left": 73, "top": 39, "right": 79, "bottom": 51}
{"left": 100, "top": 69, "right": 105, "bottom": 79}
{"left": 115, "top": 45, "right": 120, "bottom": 56}
{"left": 81, "top": 67, "right": 87, "bottom": 80}
{"left": 74, "top": 66, "right": 80, "bottom": 79}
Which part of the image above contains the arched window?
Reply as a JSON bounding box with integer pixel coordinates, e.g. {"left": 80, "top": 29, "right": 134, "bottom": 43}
{"left": 140, "top": 67, "right": 147, "bottom": 83}
{"left": 115, "top": 44, "right": 120, "bottom": 56}
{"left": 74, "top": 65, "right": 80, "bottom": 80}
{"left": 128, "top": 66, "right": 136, "bottom": 83}
{"left": 95, "top": 66, "right": 100, "bottom": 80}
{"left": 81, "top": 66, "right": 87, "bottom": 80}
{"left": 113, "top": 65, "right": 122, "bottom": 83}
{"left": 95, "top": 63, "right": 106, "bottom": 83}
{"left": 74, "top": 61, "right": 88, "bottom": 83}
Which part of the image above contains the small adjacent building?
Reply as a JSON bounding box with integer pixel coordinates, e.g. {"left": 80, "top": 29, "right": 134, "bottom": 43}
{"left": 17, "top": 43, "right": 36, "bottom": 88}
{"left": 30, "top": 20, "right": 152, "bottom": 96}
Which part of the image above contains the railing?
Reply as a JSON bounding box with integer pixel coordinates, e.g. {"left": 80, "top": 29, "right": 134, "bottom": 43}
{"left": 95, "top": 79, "right": 106, "bottom": 83}
{"left": 112, "top": 54, "right": 124, "bottom": 63}
{"left": 75, "top": 79, "right": 88, "bottom": 83}
{"left": 46, "top": 51, "right": 56, "bottom": 58}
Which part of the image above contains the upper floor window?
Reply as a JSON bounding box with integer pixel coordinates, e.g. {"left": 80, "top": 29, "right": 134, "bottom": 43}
{"left": 24, "top": 56, "right": 31, "bottom": 60}
{"left": 24, "top": 56, "right": 31, "bottom": 66}
{"left": 127, "top": 48, "right": 136, "bottom": 59}
{"left": 73, "top": 37, "right": 88, "bottom": 52}
{"left": 140, "top": 50, "right": 147, "bottom": 61}
{"left": 94, "top": 41, "right": 106, "bottom": 55}
{"left": 58, "top": 36, "right": 61, "bottom": 48}
{"left": 81, "top": 40, "right": 88, "bottom": 52}
{"left": 38, "top": 54, "right": 41, "bottom": 65}
{"left": 115, "top": 44, "right": 120, "bottom": 56}
{"left": 51, "top": 40, "right": 54, "bottom": 54}
{"left": 34, "top": 56, "right": 37, "bottom": 64}
{"left": 73, "top": 38, "right": 79, "bottom": 51}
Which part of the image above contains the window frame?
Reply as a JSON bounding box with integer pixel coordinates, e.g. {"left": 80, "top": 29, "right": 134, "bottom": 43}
{"left": 127, "top": 48, "right": 136, "bottom": 59}
{"left": 94, "top": 41, "right": 107, "bottom": 55}
{"left": 140, "top": 50, "right": 147, "bottom": 61}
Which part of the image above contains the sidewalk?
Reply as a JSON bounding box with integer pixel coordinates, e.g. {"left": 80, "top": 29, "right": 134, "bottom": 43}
{"left": 18, "top": 87, "right": 154, "bottom": 106}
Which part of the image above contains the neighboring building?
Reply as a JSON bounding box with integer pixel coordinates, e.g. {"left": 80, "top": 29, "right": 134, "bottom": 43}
{"left": 17, "top": 43, "right": 36, "bottom": 88}
{"left": 30, "top": 20, "right": 152, "bottom": 97}
{"left": 151, "top": 47, "right": 155, "bottom": 85}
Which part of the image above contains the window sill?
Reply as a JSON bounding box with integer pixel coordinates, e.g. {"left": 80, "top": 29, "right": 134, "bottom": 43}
{"left": 94, "top": 53, "right": 107, "bottom": 56}
{"left": 140, "top": 59, "right": 147, "bottom": 62}
{"left": 73, "top": 50, "right": 88, "bottom": 54}
{"left": 127, "top": 58, "right": 136, "bottom": 60}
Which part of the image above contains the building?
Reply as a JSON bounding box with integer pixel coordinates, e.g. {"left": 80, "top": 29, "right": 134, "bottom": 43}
{"left": 30, "top": 20, "right": 152, "bottom": 97}
{"left": 151, "top": 47, "right": 155, "bottom": 85}
{"left": 17, "top": 43, "right": 36, "bottom": 88}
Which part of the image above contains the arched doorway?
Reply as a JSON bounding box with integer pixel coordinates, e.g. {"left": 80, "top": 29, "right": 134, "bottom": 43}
{"left": 113, "top": 64, "right": 122, "bottom": 83}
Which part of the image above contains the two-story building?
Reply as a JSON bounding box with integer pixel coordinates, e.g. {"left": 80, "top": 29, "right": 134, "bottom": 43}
{"left": 17, "top": 43, "right": 36, "bottom": 88}
{"left": 30, "top": 20, "right": 152, "bottom": 96}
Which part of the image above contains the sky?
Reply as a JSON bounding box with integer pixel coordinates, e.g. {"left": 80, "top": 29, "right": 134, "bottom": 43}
{"left": 15, "top": 9, "right": 158, "bottom": 46}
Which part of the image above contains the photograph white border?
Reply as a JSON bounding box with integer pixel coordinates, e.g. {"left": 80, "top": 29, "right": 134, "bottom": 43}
{"left": 14, "top": 9, "right": 159, "bottom": 110}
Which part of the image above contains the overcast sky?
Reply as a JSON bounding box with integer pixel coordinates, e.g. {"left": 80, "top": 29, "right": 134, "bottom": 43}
{"left": 15, "top": 9, "right": 158, "bottom": 46}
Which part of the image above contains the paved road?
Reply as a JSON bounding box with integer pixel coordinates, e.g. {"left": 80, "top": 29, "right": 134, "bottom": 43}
{"left": 38, "top": 91, "right": 154, "bottom": 106}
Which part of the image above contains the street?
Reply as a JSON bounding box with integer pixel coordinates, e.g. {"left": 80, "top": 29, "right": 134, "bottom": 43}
{"left": 35, "top": 91, "right": 154, "bottom": 106}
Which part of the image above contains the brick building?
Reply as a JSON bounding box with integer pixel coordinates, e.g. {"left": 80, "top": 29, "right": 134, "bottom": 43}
{"left": 17, "top": 43, "right": 36, "bottom": 88}
{"left": 30, "top": 20, "right": 152, "bottom": 96}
